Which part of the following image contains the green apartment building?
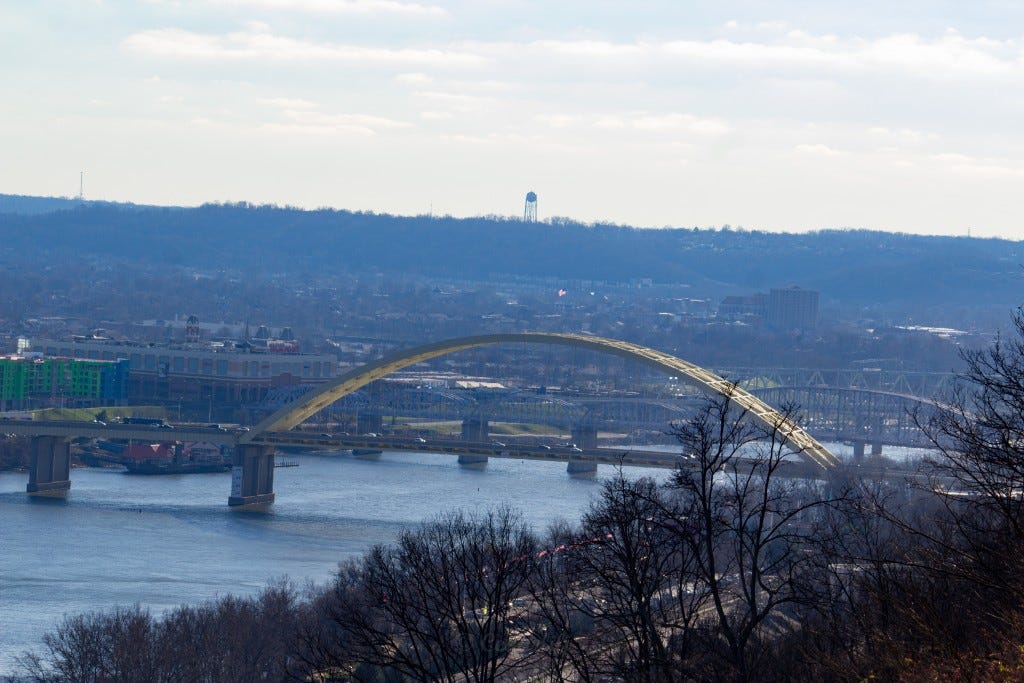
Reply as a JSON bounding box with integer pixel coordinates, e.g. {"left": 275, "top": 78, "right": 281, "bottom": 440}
{"left": 0, "top": 356, "right": 129, "bottom": 410}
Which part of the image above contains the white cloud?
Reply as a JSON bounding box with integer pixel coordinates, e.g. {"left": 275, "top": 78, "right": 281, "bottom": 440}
{"left": 794, "top": 143, "right": 846, "bottom": 156}
{"left": 411, "top": 90, "right": 495, "bottom": 112}
{"left": 123, "top": 27, "right": 485, "bottom": 68}
{"left": 930, "top": 152, "right": 1024, "bottom": 178}
{"left": 395, "top": 72, "right": 434, "bottom": 86}
{"left": 259, "top": 97, "right": 318, "bottom": 109}
{"left": 419, "top": 110, "right": 452, "bottom": 120}
{"left": 534, "top": 113, "right": 578, "bottom": 128}
{"left": 521, "top": 30, "right": 1024, "bottom": 82}
{"left": 282, "top": 109, "right": 411, "bottom": 130}
{"left": 630, "top": 113, "right": 729, "bottom": 135}
{"left": 153, "top": 0, "right": 446, "bottom": 15}
{"left": 530, "top": 111, "right": 728, "bottom": 137}
{"left": 866, "top": 127, "right": 936, "bottom": 144}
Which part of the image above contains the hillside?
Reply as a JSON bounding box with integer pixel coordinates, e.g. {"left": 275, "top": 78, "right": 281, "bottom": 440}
{"left": 0, "top": 196, "right": 1019, "bottom": 310}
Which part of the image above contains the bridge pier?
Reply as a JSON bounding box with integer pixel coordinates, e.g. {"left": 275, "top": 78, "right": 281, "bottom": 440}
{"left": 458, "top": 454, "right": 488, "bottom": 467}
{"left": 852, "top": 441, "right": 865, "bottom": 461}
{"left": 461, "top": 418, "right": 490, "bottom": 442}
{"left": 571, "top": 426, "right": 599, "bottom": 450}
{"left": 871, "top": 442, "right": 883, "bottom": 457}
{"left": 357, "top": 413, "right": 383, "bottom": 435}
{"left": 228, "top": 444, "right": 276, "bottom": 506}
{"left": 567, "top": 461, "right": 597, "bottom": 476}
{"left": 27, "top": 436, "right": 71, "bottom": 496}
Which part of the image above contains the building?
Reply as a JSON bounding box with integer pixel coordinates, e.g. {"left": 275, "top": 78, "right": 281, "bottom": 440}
{"left": 767, "top": 287, "right": 819, "bottom": 330}
{"left": 0, "top": 356, "right": 129, "bottom": 410}
{"left": 30, "top": 338, "right": 337, "bottom": 404}
{"left": 717, "top": 294, "right": 767, "bottom": 323}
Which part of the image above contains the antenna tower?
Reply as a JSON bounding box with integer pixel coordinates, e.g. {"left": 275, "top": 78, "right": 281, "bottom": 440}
{"left": 524, "top": 191, "right": 537, "bottom": 222}
{"left": 78, "top": 171, "right": 84, "bottom": 201}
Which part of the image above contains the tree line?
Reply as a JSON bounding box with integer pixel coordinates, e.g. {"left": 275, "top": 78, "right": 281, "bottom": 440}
{"left": 15, "top": 313, "right": 1024, "bottom": 681}
{"left": 4, "top": 199, "right": 1024, "bottom": 311}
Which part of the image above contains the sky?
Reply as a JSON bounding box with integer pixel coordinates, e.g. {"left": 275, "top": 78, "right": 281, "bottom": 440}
{"left": 2, "top": 1, "right": 1024, "bottom": 237}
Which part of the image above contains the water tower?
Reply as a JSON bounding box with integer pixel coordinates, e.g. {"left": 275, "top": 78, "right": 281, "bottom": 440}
{"left": 524, "top": 191, "right": 538, "bottom": 222}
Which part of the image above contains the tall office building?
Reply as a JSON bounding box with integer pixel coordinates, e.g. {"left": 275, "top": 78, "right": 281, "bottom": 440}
{"left": 767, "top": 286, "right": 819, "bottom": 330}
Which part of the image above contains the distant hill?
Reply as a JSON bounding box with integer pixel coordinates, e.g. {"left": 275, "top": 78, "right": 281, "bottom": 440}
{"left": 0, "top": 196, "right": 1020, "bottom": 311}
{"left": 0, "top": 193, "right": 165, "bottom": 215}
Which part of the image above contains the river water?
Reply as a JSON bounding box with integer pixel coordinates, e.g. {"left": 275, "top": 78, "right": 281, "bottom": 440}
{"left": 0, "top": 450, "right": 676, "bottom": 674}
{"left": 0, "top": 439, "right": 922, "bottom": 674}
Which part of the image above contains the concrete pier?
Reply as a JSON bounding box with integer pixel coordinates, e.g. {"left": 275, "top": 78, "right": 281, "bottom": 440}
{"left": 461, "top": 418, "right": 490, "bottom": 442}
{"left": 357, "top": 413, "right": 383, "bottom": 435}
{"left": 571, "top": 426, "right": 599, "bottom": 450}
{"left": 228, "top": 444, "right": 276, "bottom": 506}
{"left": 566, "top": 460, "right": 597, "bottom": 476}
{"left": 27, "top": 435, "right": 71, "bottom": 496}
{"left": 458, "top": 454, "right": 488, "bottom": 467}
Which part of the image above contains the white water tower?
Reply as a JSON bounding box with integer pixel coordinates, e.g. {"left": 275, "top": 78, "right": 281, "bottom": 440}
{"left": 524, "top": 191, "right": 537, "bottom": 222}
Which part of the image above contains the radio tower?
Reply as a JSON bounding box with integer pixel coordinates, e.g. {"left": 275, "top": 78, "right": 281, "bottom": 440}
{"left": 78, "top": 171, "right": 84, "bottom": 201}
{"left": 524, "top": 191, "right": 537, "bottom": 222}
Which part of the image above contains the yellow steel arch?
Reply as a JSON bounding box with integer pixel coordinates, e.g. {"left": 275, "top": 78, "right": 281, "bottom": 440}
{"left": 245, "top": 333, "right": 839, "bottom": 469}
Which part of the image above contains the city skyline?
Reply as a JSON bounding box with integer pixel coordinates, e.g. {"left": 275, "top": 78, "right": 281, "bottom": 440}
{"left": 3, "top": 1, "right": 1024, "bottom": 237}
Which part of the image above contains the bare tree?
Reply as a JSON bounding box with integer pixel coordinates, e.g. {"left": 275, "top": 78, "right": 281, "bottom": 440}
{"left": 918, "top": 310, "right": 1024, "bottom": 602}
{"left": 526, "top": 476, "right": 702, "bottom": 681}
{"left": 668, "top": 389, "right": 838, "bottom": 682}
{"left": 522, "top": 520, "right": 603, "bottom": 683}
{"left": 334, "top": 507, "right": 539, "bottom": 683}
{"left": 16, "top": 606, "right": 158, "bottom": 683}
{"left": 15, "top": 584, "right": 302, "bottom": 683}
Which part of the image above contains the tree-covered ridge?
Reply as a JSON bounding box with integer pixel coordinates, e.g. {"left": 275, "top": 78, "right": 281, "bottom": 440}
{"left": 1, "top": 196, "right": 1020, "bottom": 307}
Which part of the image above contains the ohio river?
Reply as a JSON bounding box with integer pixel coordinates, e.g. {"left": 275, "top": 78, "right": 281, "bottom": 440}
{"left": 0, "top": 450, "right": 675, "bottom": 674}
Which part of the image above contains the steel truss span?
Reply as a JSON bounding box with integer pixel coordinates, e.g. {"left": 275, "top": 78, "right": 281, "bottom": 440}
{"left": 245, "top": 333, "right": 840, "bottom": 469}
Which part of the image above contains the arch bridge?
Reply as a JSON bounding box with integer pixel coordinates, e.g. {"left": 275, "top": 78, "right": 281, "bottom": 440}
{"left": 17, "top": 333, "right": 839, "bottom": 506}
{"left": 225, "top": 333, "right": 838, "bottom": 505}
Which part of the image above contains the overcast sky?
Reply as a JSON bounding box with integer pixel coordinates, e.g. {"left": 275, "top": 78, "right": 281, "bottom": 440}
{"left": 3, "top": 1, "right": 1024, "bottom": 237}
